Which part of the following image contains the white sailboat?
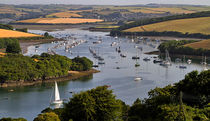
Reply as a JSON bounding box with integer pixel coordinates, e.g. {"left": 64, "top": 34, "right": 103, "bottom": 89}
{"left": 203, "top": 56, "right": 208, "bottom": 71}
{"left": 160, "top": 49, "right": 172, "bottom": 67}
{"left": 179, "top": 55, "right": 187, "bottom": 69}
{"left": 51, "top": 82, "right": 63, "bottom": 105}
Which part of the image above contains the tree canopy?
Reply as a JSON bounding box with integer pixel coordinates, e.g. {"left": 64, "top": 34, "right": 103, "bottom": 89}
{"left": 33, "top": 112, "right": 60, "bottom": 121}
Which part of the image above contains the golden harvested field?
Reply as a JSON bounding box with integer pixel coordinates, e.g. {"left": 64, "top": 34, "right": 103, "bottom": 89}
{"left": 17, "top": 18, "right": 103, "bottom": 24}
{"left": 17, "top": 18, "right": 54, "bottom": 23}
{"left": 124, "top": 17, "right": 210, "bottom": 35}
{"left": 184, "top": 39, "right": 210, "bottom": 50}
{"left": 0, "top": 29, "right": 41, "bottom": 38}
{"left": 47, "top": 11, "right": 82, "bottom": 18}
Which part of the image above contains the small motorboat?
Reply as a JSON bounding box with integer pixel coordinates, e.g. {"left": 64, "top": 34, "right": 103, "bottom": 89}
{"left": 98, "top": 61, "right": 105, "bottom": 65}
{"left": 153, "top": 59, "right": 163, "bottom": 63}
{"left": 134, "top": 77, "right": 142, "bottom": 81}
{"left": 187, "top": 59, "right": 192, "bottom": 64}
{"left": 92, "top": 65, "right": 99, "bottom": 68}
{"left": 179, "top": 65, "right": 187, "bottom": 69}
{"left": 132, "top": 56, "right": 140, "bottom": 60}
{"left": 143, "top": 57, "right": 150, "bottom": 61}
{"left": 120, "top": 53, "right": 126, "bottom": 58}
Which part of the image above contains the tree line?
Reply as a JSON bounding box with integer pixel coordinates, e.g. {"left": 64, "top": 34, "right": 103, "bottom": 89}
{"left": 158, "top": 40, "right": 210, "bottom": 56}
{"left": 0, "top": 53, "right": 93, "bottom": 83}
{"left": 0, "top": 24, "right": 13, "bottom": 30}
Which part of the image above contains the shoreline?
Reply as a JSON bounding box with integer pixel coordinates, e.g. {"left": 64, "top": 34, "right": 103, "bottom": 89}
{"left": 145, "top": 51, "right": 210, "bottom": 58}
{"left": 19, "top": 38, "right": 64, "bottom": 54}
{"left": 0, "top": 69, "right": 99, "bottom": 88}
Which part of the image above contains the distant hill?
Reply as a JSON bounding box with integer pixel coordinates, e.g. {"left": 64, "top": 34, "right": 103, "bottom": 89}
{"left": 110, "top": 11, "right": 210, "bottom": 38}
{"left": 124, "top": 17, "right": 210, "bottom": 35}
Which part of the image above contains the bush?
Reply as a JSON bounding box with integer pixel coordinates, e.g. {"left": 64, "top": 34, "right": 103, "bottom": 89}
{"left": 33, "top": 112, "right": 60, "bottom": 121}
{"left": 16, "top": 28, "right": 28, "bottom": 32}
{"left": 6, "top": 40, "right": 21, "bottom": 54}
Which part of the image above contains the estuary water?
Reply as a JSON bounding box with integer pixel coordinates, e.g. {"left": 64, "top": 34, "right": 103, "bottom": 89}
{"left": 0, "top": 28, "right": 208, "bottom": 120}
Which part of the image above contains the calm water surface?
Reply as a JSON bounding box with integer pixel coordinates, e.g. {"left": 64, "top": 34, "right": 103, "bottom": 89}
{"left": 0, "top": 28, "right": 208, "bottom": 120}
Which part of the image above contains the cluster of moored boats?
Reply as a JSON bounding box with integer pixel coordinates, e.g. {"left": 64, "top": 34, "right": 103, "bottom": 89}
{"left": 89, "top": 47, "right": 105, "bottom": 67}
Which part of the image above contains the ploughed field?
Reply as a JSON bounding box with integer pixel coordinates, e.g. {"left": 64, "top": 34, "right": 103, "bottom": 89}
{"left": 124, "top": 17, "right": 210, "bottom": 35}
{"left": 0, "top": 29, "right": 41, "bottom": 38}
{"left": 16, "top": 18, "right": 104, "bottom": 24}
{"left": 184, "top": 39, "right": 210, "bottom": 50}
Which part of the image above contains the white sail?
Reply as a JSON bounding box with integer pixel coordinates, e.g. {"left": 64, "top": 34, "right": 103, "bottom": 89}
{"left": 54, "top": 82, "right": 60, "bottom": 101}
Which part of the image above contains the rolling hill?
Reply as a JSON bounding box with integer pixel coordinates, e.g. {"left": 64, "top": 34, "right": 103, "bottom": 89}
{"left": 124, "top": 17, "right": 210, "bottom": 35}
{"left": 0, "top": 29, "right": 41, "bottom": 38}
{"left": 184, "top": 39, "right": 210, "bottom": 50}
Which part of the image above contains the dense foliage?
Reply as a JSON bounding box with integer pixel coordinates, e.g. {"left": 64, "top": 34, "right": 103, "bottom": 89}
{"left": 0, "top": 53, "right": 93, "bottom": 83}
{"left": 33, "top": 112, "right": 60, "bottom": 121}
{"left": 110, "top": 11, "right": 210, "bottom": 36}
{"left": 6, "top": 40, "right": 21, "bottom": 53}
{"left": 158, "top": 40, "right": 210, "bottom": 56}
{"left": 70, "top": 57, "right": 93, "bottom": 71}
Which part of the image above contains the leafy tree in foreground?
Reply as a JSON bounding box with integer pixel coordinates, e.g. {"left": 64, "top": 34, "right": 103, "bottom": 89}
{"left": 63, "top": 86, "right": 122, "bottom": 121}
{"left": 33, "top": 112, "right": 60, "bottom": 121}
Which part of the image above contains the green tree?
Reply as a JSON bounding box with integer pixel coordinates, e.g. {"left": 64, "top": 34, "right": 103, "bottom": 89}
{"left": 44, "top": 32, "right": 49, "bottom": 37}
{"left": 64, "top": 91, "right": 96, "bottom": 121}
{"left": 88, "top": 86, "right": 121, "bottom": 121}
{"left": 63, "top": 86, "right": 122, "bottom": 121}
{"left": 6, "top": 40, "right": 21, "bottom": 53}
{"left": 33, "top": 112, "right": 60, "bottom": 121}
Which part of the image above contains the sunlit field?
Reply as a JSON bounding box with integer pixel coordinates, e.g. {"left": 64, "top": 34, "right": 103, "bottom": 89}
{"left": 184, "top": 39, "right": 210, "bottom": 50}
{"left": 17, "top": 18, "right": 104, "bottom": 24}
{"left": 0, "top": 29, "right": 41, "bottom": 38}
{"left": 124, "top": 17, "right": 210, "bottom": 35}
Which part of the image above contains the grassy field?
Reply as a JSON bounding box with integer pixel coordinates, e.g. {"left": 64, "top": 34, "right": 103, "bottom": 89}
{"left": 47, "top": 11, "right": 82, "bottom": 18}
{"left": 145, "top": 7, "right": 195, "bottom": 14}
{"left": 124, "top": 17, "right": 210, "bottom": 35}
{"left": 129, "top": 7, "right": 196, "bottom": 14}
{"left": 0, "top": 29, "right": 41, "bottom": 38}
{"left": 17, "top": 18, "right": 103, "bottom": 24}
{"left": 184, "top": 39, "right": 210, "bottom": 50}
{"left": 0, "top": 8, "right": 27, "bottom": 16}
{"left": 129, "top": 9, "right": 165, "bottom": 14}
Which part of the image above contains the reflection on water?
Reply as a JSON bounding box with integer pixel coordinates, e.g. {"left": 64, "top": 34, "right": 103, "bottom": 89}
{"left": 0, "top": 28, "right": 208, "bottom": 120}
